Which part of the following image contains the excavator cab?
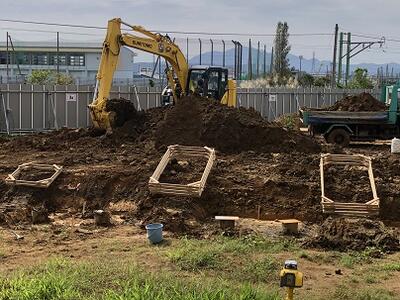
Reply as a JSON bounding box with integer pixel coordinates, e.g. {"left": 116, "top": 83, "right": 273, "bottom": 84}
{"left": 187, "top": 66, "right": 228, "bottom": 101}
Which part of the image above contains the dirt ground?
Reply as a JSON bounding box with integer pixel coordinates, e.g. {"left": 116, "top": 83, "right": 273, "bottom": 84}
{"left": 0, "top": 96, "right": 399, "bottom": 252}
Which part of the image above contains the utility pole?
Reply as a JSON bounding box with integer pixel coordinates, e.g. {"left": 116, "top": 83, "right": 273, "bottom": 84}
{"left": 312, "top": 51, "right": 315, "bottom": 74}
{"left": 256, "top": 41, "right": 260, "bottom": 77}
{"left": 345, "top": 32, "right": 351, "bottom": 86}
{"left": 56, "top": 31, "right": 60, "bottom": 76}
{"left": 210, "top": 39, "right": 214, "bottom": 65}
{"left": 186, "top": 37, "right": 189, "bottom": 60}
{"left": 263, "top": 44, "right": 266, "bottom": 78}
{"left": 248, "top": 39, "right": 252, "bottom": 80}
{"left": 232, "top": 41, "right": 237, "bottom": 79}
{"left": 332, "top": 24, "right": 338, "bottom": 87}
{"left": 337, "top": 31, "right": 384, "bottom": 86}
{"left": 270, "top": 47, "right": 274, "bottom": 74}
{"left": 299, "top": 55, "right": 303, "bottom": 73}
{"left": 6, "top": 32, "right": 9, "bottom": 80}
{"left": 198, "top": 38, "right": 202, "bottom": 65}
{"left": 337, "top": 32, "right": 344, "bottom": 85}
{"left": 239, "top": 42, "right": 243, "bottom": 79}
{"left": 222, "top": 40, "right": 225, "bottom": 67}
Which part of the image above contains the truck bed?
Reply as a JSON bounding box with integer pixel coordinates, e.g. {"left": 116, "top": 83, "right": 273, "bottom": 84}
{"left": 300, "top": 109, "right": 390, "bottom": 125}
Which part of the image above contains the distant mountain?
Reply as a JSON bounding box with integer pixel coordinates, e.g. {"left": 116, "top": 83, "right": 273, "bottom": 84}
{"left": 133, "top": 47, "right": 400, "bottom": 76}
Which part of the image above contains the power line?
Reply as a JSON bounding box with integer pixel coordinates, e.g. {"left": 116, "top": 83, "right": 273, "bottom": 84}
{"left": 0, "top": 18, "right": 333, "bottom": 37}
{"left": 0, "top": 27, "right": 104, "bottom": 36}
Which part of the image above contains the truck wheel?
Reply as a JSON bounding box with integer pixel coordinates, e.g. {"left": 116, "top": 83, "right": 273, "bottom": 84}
{"left": 326, "top": 128, "right": 350, "bottom": 147}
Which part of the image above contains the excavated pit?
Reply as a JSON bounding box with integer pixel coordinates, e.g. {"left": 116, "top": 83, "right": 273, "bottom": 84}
{"left": 0, "top": 96, "right": 399, "bottom": 244}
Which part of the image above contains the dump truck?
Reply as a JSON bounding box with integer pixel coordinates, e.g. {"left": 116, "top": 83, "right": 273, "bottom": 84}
{"left": 300, "top": 85, "right": 400, "bottom": 147}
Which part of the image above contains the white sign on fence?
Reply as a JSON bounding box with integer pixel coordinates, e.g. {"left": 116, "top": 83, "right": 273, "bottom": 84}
{"left": 66, "top": 93, "right": 77, "bottom": 102}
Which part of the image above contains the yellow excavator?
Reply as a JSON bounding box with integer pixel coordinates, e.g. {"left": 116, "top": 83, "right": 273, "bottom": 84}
{"left": 89, "top": 18, "right": 236, "bottom": 131}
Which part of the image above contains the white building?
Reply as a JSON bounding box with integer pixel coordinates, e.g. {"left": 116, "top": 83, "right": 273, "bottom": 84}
{"left": 0, "top": 41, "right": 137, "bottom": 83}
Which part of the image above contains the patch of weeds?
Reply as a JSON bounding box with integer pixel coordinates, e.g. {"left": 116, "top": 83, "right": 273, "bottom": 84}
{"left": 237, "top": 256, "right": 280, "bottom": 283}
{"left": 381, "top": 262, "right": 400, "bottom": 272}
{"left": 298, "top": 251, "right": 340, "bottom": 265}
{"left": 167, "top": 239, "right": 221, "bottom": 271}
{"left": 240, "top": 235, "right": 300, "bottom": 253}
{"left": 103, "top": 280, "right": 281, "bottom": 300}
{"left": 340, "top": 247, "right": 382, "bottom": 269}
{"left": 0, "top": 258, "right": 81, "bottom": 300}
{"left": 332, "top": 286, "right": 394, "bottom": 300}
{"left": 365, "top": 274, "right": 379, "bottom": 284}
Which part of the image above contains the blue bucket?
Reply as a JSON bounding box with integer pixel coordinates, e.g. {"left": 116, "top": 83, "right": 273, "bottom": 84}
{"left": 145, "top": 223, "right": 164, "bottom": 244}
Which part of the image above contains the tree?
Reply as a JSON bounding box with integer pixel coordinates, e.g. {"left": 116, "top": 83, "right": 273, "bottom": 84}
{"left": 27, "top": 70, "right": 74, "bottom": 85}
{"left": 273, "top": 22, "right": 291, "bottom": 78}
{"left": 298, "top": 73, "right": 315, "bottom": 87}
{"left": 348, "top": 68, "right": 374, "bottom": 89}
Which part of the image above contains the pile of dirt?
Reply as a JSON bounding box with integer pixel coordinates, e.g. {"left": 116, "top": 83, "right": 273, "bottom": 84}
{"left": 327, "top": 92, "right": 387, "bottom": 112}
{"left": 306, "top": 217, "right": 399, "bottom": 251}
{"left": 155, "top": 96, "right": 320, "bottom": 153}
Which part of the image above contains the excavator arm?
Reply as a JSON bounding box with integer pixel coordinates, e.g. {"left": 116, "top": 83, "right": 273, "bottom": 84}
{"left": 89, "top": 18, "right": 188, "bottom": 131}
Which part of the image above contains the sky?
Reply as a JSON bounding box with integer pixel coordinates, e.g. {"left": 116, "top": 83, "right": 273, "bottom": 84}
{"left": 1, "top": 0, "right": 399, "bottom": 65}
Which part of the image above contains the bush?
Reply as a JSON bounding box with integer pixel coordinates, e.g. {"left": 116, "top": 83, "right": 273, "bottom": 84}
{"left": 27, "top": 70, "right": 74, "bottom": 85}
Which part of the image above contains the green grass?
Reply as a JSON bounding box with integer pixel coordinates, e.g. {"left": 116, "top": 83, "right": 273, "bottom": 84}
{"left": 0, "top": 258, "right": 281, "bottom": 300}
{"left": 166, "top": 236, "right": 295, "bottom": 274}
{"left": 0, "top": 235, "right": 397, "bottom": 300}
{"left": 297, "top": 250, "right": 341, "bottom": 265}
{"left": 381, "top": 262, "right": 400, "bottom": 272}
{"left": 237, "top": 256, "right": 279, "bottom": 283}
{"left": 339, "top": 248, "right": 382, "bottom": 269}
{"left": 331, "top": 286, "right": 395, "bottom": 300}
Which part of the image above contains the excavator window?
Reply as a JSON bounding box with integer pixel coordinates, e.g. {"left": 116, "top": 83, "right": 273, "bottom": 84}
{"left": 207, "top": 70, "right": 219, "bottom": 98}
{"left": 188, "top": 70, "right": 205, "bottom": 95}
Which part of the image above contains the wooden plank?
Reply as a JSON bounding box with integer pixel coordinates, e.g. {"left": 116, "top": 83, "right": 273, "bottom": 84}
{"left": 149, "top": 145, "right": 216, "bottom": 197}
{"left": 215, "top": 216, "right": 239, "bottom": 221}
{"left": 320, "top": 153, "right": 379, "bottom": 217}
{"left": 5, "top": 162, "right": 63, "bottom": 188}
{"left": 320, "top": 157, "right": 325, "bottom": 198}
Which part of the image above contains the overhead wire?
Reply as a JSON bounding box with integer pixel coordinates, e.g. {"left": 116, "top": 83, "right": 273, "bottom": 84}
{"left": 0, "top": 18, "right": 333, "bottom": 37}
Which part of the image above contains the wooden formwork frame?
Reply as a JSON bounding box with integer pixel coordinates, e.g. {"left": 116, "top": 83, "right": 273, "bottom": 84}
{"left": 5, "top": 162, "right": 63, "bottom": 188}
{"left": 149, "top": 145, "right": 216, "bottom": 197}
{"left": 320, "top": 154, "right": 379, "bottom": 217}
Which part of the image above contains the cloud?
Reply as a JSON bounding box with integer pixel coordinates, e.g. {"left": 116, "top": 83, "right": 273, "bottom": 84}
{"left": 0, "top": 0, "right": 399, "bottom": 64}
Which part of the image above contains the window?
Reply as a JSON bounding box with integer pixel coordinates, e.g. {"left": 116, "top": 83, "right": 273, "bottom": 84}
{"left": 32, "top": 53, "right": 48, "bottom": 65}
{"left": 68, "top": 53, "right": 84, "bottom": 66}
{"left": 14, "top": 52, "right": 30, "bottom": 65}
{"left": 49, "top": 53, "right": 67, "bottom": 65}
{"left": 0, "top": 52, "right": 7, "bottom": 64}
{"left": 207, "top": 71, "right": 219, "bottom": 91}
{"left": 0, "top": 52, "right": 12, "bottom": 65}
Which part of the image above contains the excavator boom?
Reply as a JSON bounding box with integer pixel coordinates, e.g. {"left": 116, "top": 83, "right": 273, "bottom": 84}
{"left": 89, "top": 18, "right": 188, "bottom": 131}
{"left": 89, "top": 18, "right": 236, "bottom": 132}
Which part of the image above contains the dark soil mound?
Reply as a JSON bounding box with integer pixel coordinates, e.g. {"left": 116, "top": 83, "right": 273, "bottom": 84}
{"left": 105, "top": 98, "right": 140, "bottom": 127}
{"left": 306, "top": 217, "right": 399, "bottom": 251}
{"left": 324, "top": 165, "right": 373, "bottom": 203}
{"left": 155, "top": 96, "right": 320, "bottom": 153}
{"left": 327, "top": 93, "right": 387, "bottom": 112}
